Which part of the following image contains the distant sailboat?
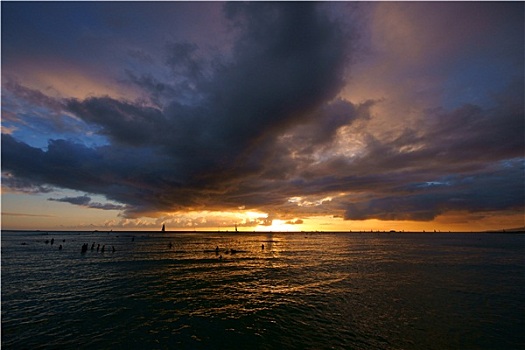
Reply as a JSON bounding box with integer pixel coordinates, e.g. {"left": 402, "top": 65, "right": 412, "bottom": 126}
{"left": 162, "top": 224, "right": 165, "bottom": 232}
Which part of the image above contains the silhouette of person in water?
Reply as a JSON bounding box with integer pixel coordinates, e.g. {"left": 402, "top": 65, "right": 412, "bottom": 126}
{"left": 97, "top": 244, "right": 100, "bottom": 252}
{"left": 81, "top": 243, "right": 88, "bottom": 254}
{"left": 59, "top": 244, "right": 63, "bottom": 250}
{"left": 112, "top": 246, "right": 116, "bottom": 253}
{"left": 101, "top": 245, "right": 105, "bottom": 253}
{"left": 51, "top": 238, "right": 54, "bottom": 245}
{"left": 91, "top": 243, "right": 95, "bottom": 251}
{"left": 215, "top": 246, "right": 219, "bottom": 255}
{"left": 261, "top": 244, "right": 265, "bottom": 250}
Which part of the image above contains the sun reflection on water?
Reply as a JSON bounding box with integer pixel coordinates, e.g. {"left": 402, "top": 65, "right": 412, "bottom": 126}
{"left": 2, "top": 231, "right": 524, "bottom": 349}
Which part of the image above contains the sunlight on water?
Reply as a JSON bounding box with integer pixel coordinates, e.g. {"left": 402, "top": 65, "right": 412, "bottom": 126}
{"left": 2, "top": 231, "right": 524, "bottom": 349}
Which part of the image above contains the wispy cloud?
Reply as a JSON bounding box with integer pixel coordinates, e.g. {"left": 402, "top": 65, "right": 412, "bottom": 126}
{"left": 2, "top": 212, "right": 56, "bottom": 218}
{"left": 48, "top": 195, "right": 126, "bottom": 211}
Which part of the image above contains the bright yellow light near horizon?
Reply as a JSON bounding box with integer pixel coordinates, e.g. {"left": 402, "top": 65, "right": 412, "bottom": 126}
{"left": 4, "top": 193, "right": 522, "bottom": 232}
{"left": 256, "top": 219, "right": 298, "bottom": 232}
{"left": 244, "top": 211, "right": 267, "bottom": 220}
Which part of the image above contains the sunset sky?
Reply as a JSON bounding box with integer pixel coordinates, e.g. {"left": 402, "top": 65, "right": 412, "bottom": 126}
{"left": 2, "top": 2, "right": 524, "bottom": 232}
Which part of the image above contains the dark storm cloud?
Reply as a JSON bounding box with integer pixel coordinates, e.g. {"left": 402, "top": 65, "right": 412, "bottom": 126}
{"left": 124, "top": 71, "right": 178, "bottom": 108}
{"left": 49, "top": 195, "right": 91, "bottom": 206}
{"left": 165, "top": 42, "right": 204, "bottom": 79}
{"left": 60, "top": 2, "right": 352, "bottom": 182}
{"left": 124, "top": 41, "right": 207, "bottom": 107}
{"left": 286, "top": 99, "right": 367, "bottom": 149}
{"left": 1, "top": 173, "right": 54, "bottom": 194}
{"left": 3, "top": 80, "right": 65, "bottom": 113}
{"left": 3, "top": 3, "right": 352, "bottom": 218}
{"left": 210, "top": 2, "right": 348, "bottom": 137}
{"left": 221, "top": 85, "right": 524, "bottom": 221}
{"left": 337, "top": 91, "right": 525, "bottom": 221}
{"left": 3, "top": 134, "right": 106, "bottom": 193}
{"left": 3, "top": 134, "right": 175, "bottom": 207}
{"left": 2, "top": 2, "right": 524, "bottom": 223}
{"left": 66, "top": 97, "right": 167, "bottom": 147}
{"left": 48, "top": 195, "right": 126, "bottom": 210}
{"left": 360, "top": 87, "right": 524, "bottom": 176}
{"left": 245, "top": 98, "right": 375, "bottom": 183}
{"left": 343, "top": 160, "right": 524, "bottom": 221}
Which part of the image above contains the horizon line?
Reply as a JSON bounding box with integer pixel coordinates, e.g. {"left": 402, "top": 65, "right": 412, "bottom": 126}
{"left": 2, "top": 228, "right": 524, "bottom": 234}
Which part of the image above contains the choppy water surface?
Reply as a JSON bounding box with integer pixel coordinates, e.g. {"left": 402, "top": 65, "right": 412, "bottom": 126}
{"left": 2, "top": 231, "right": 524, "bottom": 349}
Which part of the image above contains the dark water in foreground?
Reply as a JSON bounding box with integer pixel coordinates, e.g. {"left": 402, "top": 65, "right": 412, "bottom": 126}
{"left": 2, "top": 231, "right": 524, "bottom": 349}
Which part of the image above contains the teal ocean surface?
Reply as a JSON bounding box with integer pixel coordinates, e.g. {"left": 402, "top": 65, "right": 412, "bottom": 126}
{"left": 2, "top": 231, "right": 524, "bottom": 349}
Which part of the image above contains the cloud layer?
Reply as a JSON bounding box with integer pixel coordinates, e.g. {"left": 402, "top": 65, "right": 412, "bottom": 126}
{"left": 2, "top": 2, "right": 524, "bottom": 227}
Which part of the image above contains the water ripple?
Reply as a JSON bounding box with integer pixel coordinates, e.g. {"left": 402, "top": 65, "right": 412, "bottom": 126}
{"left": 2, "top": 231, "right": 524, "bottom": 349}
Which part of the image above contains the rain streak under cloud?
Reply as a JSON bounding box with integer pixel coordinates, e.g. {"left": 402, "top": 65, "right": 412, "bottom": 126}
{"left": 2, "top": 2, "right": 524, "bottom": 231}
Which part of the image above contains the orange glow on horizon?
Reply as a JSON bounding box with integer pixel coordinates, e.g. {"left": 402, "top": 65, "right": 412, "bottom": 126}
{"left": 2, "top": 198, "right": 523, "bottom": 232}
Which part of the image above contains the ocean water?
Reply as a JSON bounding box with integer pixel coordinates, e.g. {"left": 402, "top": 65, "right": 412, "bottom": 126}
{"left": 2, "top": 231, "right": 524, "bottom": 349}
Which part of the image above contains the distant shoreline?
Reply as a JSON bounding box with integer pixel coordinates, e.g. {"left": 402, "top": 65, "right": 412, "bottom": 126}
{"left": 2, "top": 229, "right": 524, "bottom": 234}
